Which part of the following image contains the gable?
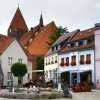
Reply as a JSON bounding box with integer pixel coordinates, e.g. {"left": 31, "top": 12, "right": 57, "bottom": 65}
{"left": 1, "top": 40, "right": 27, "bottom": 60}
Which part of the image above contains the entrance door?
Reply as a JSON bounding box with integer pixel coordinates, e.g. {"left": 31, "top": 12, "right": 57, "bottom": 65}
{"left": 61, "top": 72, "right": 70, "bottom": 85}
{"left": 80, "top": 71, "right": 92, "bottom": 84}
{"left": 72, "top": 73, "right": 77, "bottom": 85}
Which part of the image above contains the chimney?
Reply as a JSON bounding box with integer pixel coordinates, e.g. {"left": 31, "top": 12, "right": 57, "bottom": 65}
{"left": 95, "top": 23, "right": 100, "bottom": 27}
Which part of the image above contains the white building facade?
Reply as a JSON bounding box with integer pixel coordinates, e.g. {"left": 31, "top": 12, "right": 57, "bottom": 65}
{"left": 0, "top": 39, "right": 32, "bottom": 86}
{"left": 44, "top": 24, "right": 100, "bottom": 89}
{"left": 59, "top": 49, "right": 95, "bottom": 87}
{"left": 44, "top": 53, "right": 58, "bottom": 84}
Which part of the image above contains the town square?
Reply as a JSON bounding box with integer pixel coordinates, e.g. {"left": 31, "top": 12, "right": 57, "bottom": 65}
{"left": 0, "top": 0, "right": 100, "bottom": 100}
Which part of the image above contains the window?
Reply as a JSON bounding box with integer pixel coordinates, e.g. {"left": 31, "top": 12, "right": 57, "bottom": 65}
{"left": 52, "top": 47, "right": 54, "bottom": 51}
{"left": 8, "top": 57, "right": 13, "bottom": 65}
{"left": 55, "top": 56, "right": 57, "bottom": 63}
{"left": 8, "top": 72, "right": 12, "bottom": 80}
{"left": 80, "top": 55, "right": 85, "bottom": 64}
{"left": 51, "top": 57, "right": 54, "bottom": 64}
{"left": 49, "top": 70, "right": 52, "bottom": 80}
{"left": 71, "top": 43, "right": 74, "bottom": 47}
{"left": 79, "top": 40, "right": 83, "bottom": 46}
{"left": 48, "top": 58, "right": 50, "bottom": 64}
{"left": 65, "top": 57, "right": 69, "bottom": 66}
{"left": 87, "top": 36, "right": 94, "bottom": 44}
{"left": 86, "top": 54, "right": 91, "bottom": 64}
{"left": 71, "top": 56, "right": 76, "bottom": 66}
{"left": 55, "top": 45, "right": 58, "bottom": 50}
{"left": 29, "top": 38, "right": 33, "bottom": 43}
{"left": 45, "top": 59, "right": 47, "bottom": 65}
{"left": 18, "top": 58, "right": 22, "bottom": 63}
{"left": 60, "top": 58, "right": 64, "bottom": 66}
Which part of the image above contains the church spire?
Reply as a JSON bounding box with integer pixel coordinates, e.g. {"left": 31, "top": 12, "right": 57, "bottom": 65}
{"left": 39, "top": 13, "right": 44, "bottom": 27}
{"left": 8, "top": 7, "right": 28, "bottom": 39}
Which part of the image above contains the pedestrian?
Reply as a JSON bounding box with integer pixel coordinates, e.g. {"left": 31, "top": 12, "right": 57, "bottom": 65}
{"left": 61, "top": 79, "right": 70, "bottom": 97}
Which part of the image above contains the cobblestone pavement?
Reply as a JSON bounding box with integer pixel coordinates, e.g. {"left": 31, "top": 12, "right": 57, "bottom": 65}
{"left": 0, "top": 90, "right": 100, "bottom": 100}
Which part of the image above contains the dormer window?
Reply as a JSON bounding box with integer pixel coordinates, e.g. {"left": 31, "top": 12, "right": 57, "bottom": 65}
{"left": 35, "top": 32, "right": 38, "bottom": 36}
{"left": 67, "top": 44, "right": 71, "bottom": 48}
{"left": 24, "top": 46, "right": 27, "bottom": 49}
{"left": 87, "top": 38, "right": 93, "bottom": 44}
{"left": 29, "top": 38, "right": 33, "bottom": 43}
{"left": 56, "top": 45, "right": 58, "bottom": 50}
{"left": 58, "top": 45, "right": 60, "bottom": 50}
{"left": 79, "top": 40, "right": 83, "bottom": 46}
{"left": 71, "top": 42, "right": 74, "bottom": 47}
{"left": 52, "top": 47, "right": 54, "bottom": 51}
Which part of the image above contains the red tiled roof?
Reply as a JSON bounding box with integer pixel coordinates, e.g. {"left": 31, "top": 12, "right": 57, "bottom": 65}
{"left": 0, "top": 34, "right": 32, "bottom": 60}
{"left": 20, "top": 31, "right": 33, "bottom": 46}
{"left": 60, "top": 28, "right": 96, "bottom": 53}
{"left": 8, "top": 8, "right": 28, "bottom": 31}
{"left": 0, "top": 35, "right": 14, "bottom": 54}
{"left": 27, "top": 21, "right": 57, "bottom": 55}
{"left": 45, "top": 29, "right": 80, "bottom": 56}
{"left": 20, "top": 25, "right": 43, "bottom": 47}
{"left": 72, "top": 28, "right": 95, "bottom": 41}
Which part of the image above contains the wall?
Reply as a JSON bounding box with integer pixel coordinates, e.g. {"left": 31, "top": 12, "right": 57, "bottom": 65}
{"left": 95, "top": 29, "right": 100, "bottom": 88}
{"left": 44, "top": 53, "right": 59, "bottom": 82}
{"left": 1, "top": 40, "right": 32, "bottom": 86}
{"left": 59, "top": 49, "right": 95, "bottom": 83}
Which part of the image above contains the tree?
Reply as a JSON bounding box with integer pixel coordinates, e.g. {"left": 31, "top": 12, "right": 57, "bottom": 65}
{"left": 11, "top": 63, "right": 27, "bottom": 85}
{"left": 36, "top": 56, "right": 44, "bottom": 70}
{"left": 48, "top": 26, "right": 68, "bottom": 46}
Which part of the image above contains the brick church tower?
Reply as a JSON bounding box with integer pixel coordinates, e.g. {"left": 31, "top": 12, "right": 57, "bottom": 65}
{"left": 8, "top": 7, "right": 28, "bottom": 39}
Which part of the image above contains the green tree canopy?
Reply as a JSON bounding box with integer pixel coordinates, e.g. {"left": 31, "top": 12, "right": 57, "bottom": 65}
{"left": 36, "top": 56, "right": 44, "bottom": 70}
{"left": 11, "top": 63, "right": 27, "bottom": 77}
{"left": 48, "top": 26, "right": 68, "bottom": 46}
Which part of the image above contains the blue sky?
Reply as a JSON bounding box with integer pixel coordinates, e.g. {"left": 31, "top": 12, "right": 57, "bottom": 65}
{"left": 0, "top": 0, "right": 100, "bottom": 35}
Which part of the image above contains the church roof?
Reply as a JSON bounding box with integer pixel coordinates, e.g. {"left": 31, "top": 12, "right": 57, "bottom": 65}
{"left": 27, "top": 21, "right": 57, "bottom": 56}
{"left": 8, "top": 8, "right": 28, "bottom": 31}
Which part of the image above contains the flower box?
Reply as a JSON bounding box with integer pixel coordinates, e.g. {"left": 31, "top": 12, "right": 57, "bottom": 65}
{"left": 60, "top": 63, "right": 64, "bottom": 66}
{"left": 71, "top": 62, "right": 76, "bottom": 66}
{"left": 80, "top": 61, "right": 84, "bottom": 64}
{"left": 85, "top": 60, "right": 91, "bottom": 64}
{"left": 64, "top": 62, "right": 69, "bottom": 66}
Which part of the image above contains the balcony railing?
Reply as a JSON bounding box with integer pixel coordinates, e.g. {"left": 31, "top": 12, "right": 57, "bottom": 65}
{"left": 71, "top": 62, "right": 76, "bottom": 66}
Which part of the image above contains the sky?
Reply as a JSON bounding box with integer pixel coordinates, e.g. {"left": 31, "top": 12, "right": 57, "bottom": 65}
{"left": 0, "top": 0, "right": 100, "bottom": 35}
